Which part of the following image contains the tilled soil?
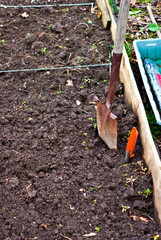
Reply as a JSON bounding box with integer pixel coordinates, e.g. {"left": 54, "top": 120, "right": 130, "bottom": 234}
{"left": 0, "top": 3, "right": 161, "bottom": 240}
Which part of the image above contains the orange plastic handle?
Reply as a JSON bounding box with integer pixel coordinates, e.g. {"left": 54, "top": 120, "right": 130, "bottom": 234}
{"left": 126, "top": 127, "right": 138, "bottom": 158}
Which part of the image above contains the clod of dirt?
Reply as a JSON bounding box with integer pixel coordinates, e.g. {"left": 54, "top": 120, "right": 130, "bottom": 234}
{"left": 28, "top": 189, "right": 37, "bottom": 198}
{"left": 8, "top": 177, "right": 19, "bottom": 188}
{"left": 31, "top": 41, "right": 44, "bottom": 51}
{"left": 24, "top": 34, "right": 37, "bottom": 46}
{"left": 58, "top": 52, "right": 67, "bottom": 59}
{"left": 79, "top": 89, "right": 88, "bottom": 102}
{"left": 87, "top": 172, "right": 94, "bottom": 180}
{"left": 50, "top": 22, "right": 63, "bottom": 33}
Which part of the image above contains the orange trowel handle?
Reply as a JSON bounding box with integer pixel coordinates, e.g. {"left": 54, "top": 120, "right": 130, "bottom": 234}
{"left": 126, "top": 127, "right": 139, "bottom": 158}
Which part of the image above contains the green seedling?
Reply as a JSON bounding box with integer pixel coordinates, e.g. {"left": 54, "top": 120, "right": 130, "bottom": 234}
{"left": 84, "top": 76, "right": 91, "bottom": 83}
{"left": 138, "top": 191, "right": 143, "bottom": 195}
{"left": 39, "top": 92, "right": 42, "bottom": 98}
{"left": 123, "top": 174, "right": 128, "bottom": 177}
{"left": 1, "top": 39, "right": 5, "bottom": 44}
{"left": 98, "top": 185, "right": 101, "bottom": 189}
{"left": 48, "top": 25, "right": 51, "bottom": 30}
{"left": 86, "top": 147, "right": 89, "bottom": 150}
{"left": 103, "top": 79, "right": 107, "bottom": 83}
{"left": 92, "top": 43, "right": 97, "bottom": 48}
{"left": 22, "top": 101, "right": 28, "bottom": 108}
{"left": 82, "top": 132, "right": 87, "bottom": 136}
{"left": 123, "top": 109, "right": 127, "bottom": 115}
{"left": 121, "top": 204, "right": 130, "bottom": 212}
{"left": 92, "top": 43, "right": 98, "bottom": 53}
{"left": 125, "top": 183, "right": 128, "bottom": 187}
{"left": 90, "top": 187, "right": 94, "bottom": 192}
{"left": 80, "top": 86, "right": 84, "bottom": 89}
{"left": 119, "top": 163, "right": 127, "bottom": 168}
{"left": 95, "top": 227, "right": 100, "bottom": 232}
{"left": 153, "top": 235, "right": 160, "bottom": 240}
{"left": 89, "top": 118, "right": 94, "bottom": 122}
{"left": 144, "top": 188, "right": 152, "bottom": 198}
{"left": 77, "top": 56, "right": 84, "bottom": 65}
{"left": 42, "top": 47, "right": 47, "bottom": 54}
{"left": 122, "top": 130, "right": 131, "bottom": 141}
{"left": 88, "top": 20, "right": 93, "bottom": 24}
{"left": 93, "top": 123, "right": 97, "bottom": 129}
{"left": 57, "top": 85, "right": 61, "bottom": 94}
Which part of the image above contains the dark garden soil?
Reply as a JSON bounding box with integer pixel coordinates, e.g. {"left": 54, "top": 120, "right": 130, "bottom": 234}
{"left": 0, "top": 3, "right": 161, "bottom": 240}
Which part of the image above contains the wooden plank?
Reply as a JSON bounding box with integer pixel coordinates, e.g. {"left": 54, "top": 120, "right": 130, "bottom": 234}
{"left": 104, "top": 0, "right": 161, "bottom": 226}
{"left": 96, "top": 0, "right": 111, "bottom": 29}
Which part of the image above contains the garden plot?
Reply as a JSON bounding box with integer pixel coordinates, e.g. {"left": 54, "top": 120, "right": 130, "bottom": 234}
{"left": 0, "top": 4, "right": 161, "bottom": 239}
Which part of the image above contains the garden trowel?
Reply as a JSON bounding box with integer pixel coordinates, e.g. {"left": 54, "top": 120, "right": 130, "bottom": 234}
{"left": 94, "top": 0, "right": 131, "bottom": 150}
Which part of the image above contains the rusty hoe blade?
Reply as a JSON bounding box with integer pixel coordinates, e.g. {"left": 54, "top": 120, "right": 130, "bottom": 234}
{"left": 94, "top": 0, "right": 131, "bottom": 150}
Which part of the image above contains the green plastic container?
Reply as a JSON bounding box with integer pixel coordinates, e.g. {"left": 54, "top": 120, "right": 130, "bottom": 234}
{"left": 133, "top": 39, "right": 161, "bottom": 125}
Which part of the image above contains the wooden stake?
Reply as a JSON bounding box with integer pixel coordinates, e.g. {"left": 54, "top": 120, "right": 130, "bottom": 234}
{"left": 147, "top": 5, "right": 161, "bottom": 38}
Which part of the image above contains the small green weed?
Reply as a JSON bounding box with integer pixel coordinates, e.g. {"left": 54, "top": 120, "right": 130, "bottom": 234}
{"left": 147, "top": 23, "right": 160, "bottom": 32}
{"left": 57, "top": 85, "right": 61, "bottom": 94}
{"left": 84, "top": 76, "right": 91, "bottom": 83}
{"left": 146, "top": 108, "right": 161, "bottom": 139}
{"left": 137, "top": 0, "right": 153, "bottom": 3}
{"left": 138, "top": 191, "right": 143, "bottom": 195}
{"left": 119, "top": 163, "right": 128, "bottom": 168}
{"left": 88, "top": 118, "right": 93, "bottom": 122}
{"left": 42, "top": 47, "right": 47, "bottom": 54}
{"left": 88, "top": 19, "right": 92, "bottom": 24}
{"left": 39, "top": 92, "right": 42, "bottom": 98}
{"left": 125, "top": 42, "right": 133, "bottom": 60}
{"left": 93, "top": 123, "right": 97, "bottom": 129}
{"left": 77, "top": 56, "right": 84, "bottom": 65}
{"left": 22, "top": 101, "right": 28, "bottom": 108}
{"left": 121, "top": 131, "right": 131, "bottom": 141}
{"left": 144, "top": 188, "right": 152, "bottom": 198}
{"left": 82, "top": 132, "right": 87, "bottom": 136}
{"left": 95, "top": 227, "right": 100, "bottom": 232}
{"left": 153, "top": 235, "right": 160, "bottom": 240}
{"left": 121, "top": 204, "right": 130, "bottom": 212}
{"left": 92, "top": 43, "right": 98, "bottom": 53}
{"left": 1, "top": 39, "right": 5, "bottom": 44}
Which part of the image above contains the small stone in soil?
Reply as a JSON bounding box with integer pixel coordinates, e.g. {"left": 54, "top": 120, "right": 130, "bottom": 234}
{"left": 88, "top": 173, "right": 94, "bottom": 180}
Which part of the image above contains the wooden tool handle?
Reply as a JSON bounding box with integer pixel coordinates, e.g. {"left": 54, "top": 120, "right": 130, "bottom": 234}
{"left": 106, "top": 0, "right": 131, "bottom": 107}
{"left": 113, "top": 0, "right": 131, "bottom": 54}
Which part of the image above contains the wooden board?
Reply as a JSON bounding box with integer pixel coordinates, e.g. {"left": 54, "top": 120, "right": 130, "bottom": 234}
{"left": 96, "top": 0, "right": 111, "bottom": 29}
{"left": 103, "top": 0, "right": 161, "bottom": 226}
